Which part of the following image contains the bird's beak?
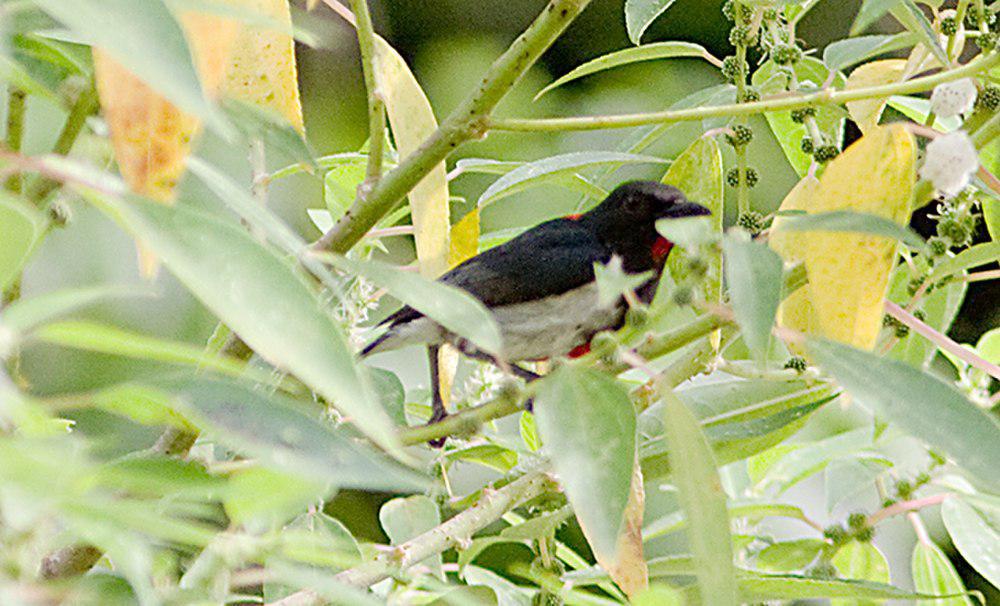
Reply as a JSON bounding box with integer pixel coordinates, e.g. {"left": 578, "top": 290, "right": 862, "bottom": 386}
{"left": 661, "top": 200, "right": 712, "bottom": 219}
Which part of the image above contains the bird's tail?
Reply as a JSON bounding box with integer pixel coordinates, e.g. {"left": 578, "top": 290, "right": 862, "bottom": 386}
{"left": 360, "top": 331, "right": 392, "bottom": 357}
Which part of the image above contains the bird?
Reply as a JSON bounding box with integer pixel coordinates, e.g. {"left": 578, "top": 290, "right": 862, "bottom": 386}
{"left": 361, "top": 180, "right": 711, "bottom": 434}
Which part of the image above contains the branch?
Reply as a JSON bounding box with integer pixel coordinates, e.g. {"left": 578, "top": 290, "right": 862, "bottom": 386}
{"left": 270, "top": 471, "right": 557, "bottom": 605}
{"left": 4, "top": 85, "right": 26, "bottom": 193}
{"left": 27, "top": 85, "right": 99, "bottom": 202}
{"left": 313, "top": 0, "right": 594, "bottom": 253}
{"left": 885, "top": 301, "right": 1000, "bottom": 380}
{"left": 489, "top": 52, "right": 1000, "bottom": 132}
{"left": 348, "top": 0, "right": 386, "bottom": 186}
{"left": 866, "top": 493, "right": 950, "bottom": 526}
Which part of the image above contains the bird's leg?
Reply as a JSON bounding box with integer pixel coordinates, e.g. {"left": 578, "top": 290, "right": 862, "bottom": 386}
{"left": 426, "top": 345, "right": 447, "bottom": 448}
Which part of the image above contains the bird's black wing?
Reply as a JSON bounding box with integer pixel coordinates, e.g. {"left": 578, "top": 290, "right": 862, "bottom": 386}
{"left": 381, "top": 218, "right": 609, "bottom": 327}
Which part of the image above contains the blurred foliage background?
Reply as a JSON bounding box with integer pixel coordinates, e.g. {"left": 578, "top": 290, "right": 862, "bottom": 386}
{"left": 6, "top": 0, "right": 998, "bottom": 600}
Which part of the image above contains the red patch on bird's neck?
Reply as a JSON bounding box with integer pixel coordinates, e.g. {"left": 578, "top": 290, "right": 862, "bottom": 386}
{"left": 565, "top": 213, "right": 582, "bottom": 221}
{"left": 567, "top": 342, "right": 591, "bottom": 358}
{"left": 652, "top": 236, "right": 674, "bottom": 263}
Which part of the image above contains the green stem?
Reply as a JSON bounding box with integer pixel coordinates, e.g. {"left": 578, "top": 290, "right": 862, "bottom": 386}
{"left": 28, "top": 85, "right": 99, "bottom": 203}
{"left": 946, "top": 0, "right": 971, "bottom": 60}
{"left": 349, "top": 0, "right": 386, "bottom": 187}
{"left": 971, "top": 108, "right": 1000, "bottom": 148}
{"left": 313, "top": 0, "right": 594, "bottom": 254}
{"left": 733, "top": 2, "right": 751, "bottom": 215}
{"left": 5, "top": 86, "right": 27, "bottom": 193}
{"left": 489, "top": 52, "right": 1000, "bottom": 132}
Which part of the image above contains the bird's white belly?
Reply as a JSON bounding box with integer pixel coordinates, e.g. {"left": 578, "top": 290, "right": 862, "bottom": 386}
{"left": 490, "top": 282, "right": 622, "bottom": 361}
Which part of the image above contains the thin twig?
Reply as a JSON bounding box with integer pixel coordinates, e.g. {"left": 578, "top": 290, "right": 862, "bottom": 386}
{"left": 866, "top": 493, "right": 950, "bottom": 526}
{"left": 885, "top": 301, "right": 1000, "bottom": 380}
{"left": 27, "top": 85, "right": 99, "bottom": 202}
{"left": 347, "top": 0, "right": 387, "bottom": 188}
{"left": 4, "top": 85, "right": 26, "bottom": 193}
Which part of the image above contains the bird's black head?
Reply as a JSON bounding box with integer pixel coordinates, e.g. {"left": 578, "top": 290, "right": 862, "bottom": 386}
{"left": 581, "top": 181, "right": 710, "bottom": 257}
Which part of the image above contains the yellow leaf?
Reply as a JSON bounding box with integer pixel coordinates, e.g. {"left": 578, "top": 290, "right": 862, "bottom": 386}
{"left": 223, "top": 0, "right": 304, "bottom": 132}
{"left": 796, "top": 125, "right": 915, "bottom": 349}
{"left": 844, "top": 60, "right": 906, "bottom": 134}
{"left": 448, "top": 210, "right": 480, "bottom": 268}
{"left": 770, "top": 175, "right": 822, "bottom": 351}
{"left": 374, "top": 39, "right": 450, "bottom": 279}
{"left": 595, "top": 463, "right": 648, "bottom": 598}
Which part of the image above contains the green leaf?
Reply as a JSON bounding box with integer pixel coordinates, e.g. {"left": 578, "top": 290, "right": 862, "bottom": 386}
{"left": 501, "top": 506, "right": 572, "bottom": 541}
{"left": 890, "top": 0, "right": 949, "bottom": 66}
{"left": 942, "top": 497, "right": 1000, "bottom": 591}
{"left": 887, "top": 260, "right": 966, "bottom": 368}
{"left": 520, "top": 411, "right": 540, "bottom": 452}
{"left": 89, "top": 383, "right": 191, "bottom": 428}
{"left": 0, "top": 193, "right": 46, "bottom": 291}
{"left": 808, "top": 339, "right": 1000, "bottom": 492}
{"left": 823, "top": 32, "right": 918, "bottom": 71}
{"left": 168, "top": 377, "right": 426, "bottom": 491}
{"left": 536, "top": 41, "right": 713, "bottom": 99}
{"left": 741, "top": 571, "right": 951, "bottom": 600}
{"left": 778, "top": 210, "right": 926, "bottom": 250}
{"left": 222, "top": 99, "right": 315, "bottom": 168}
{"left": 323, "top": 158, "right": 367, "bottom": 224}
{"left": 911, "top": 541, "right": 973, "bottom": 606}
{"left": 31, "top": 0, "right": 216, "bottom": 123}
{"left": 661, "top": 390, "right": 738, "bottom": 605}
{"left": 825, "top": 457, "right": 891, "bottom": 512}
{"left": 756, "top": 539, "right": 825, "bottom": 572}
{"left": 752, "top": 58, "right": 846, "bottom": 176}
{"left": 887, "top": 96, "right": 963, "bottom": 131}
{"left": 0, "top": 285, "right": 146, "bottom": 334}
{"left": 445, "top": 444, "right": 519, "bottom": 473}
{"left": 832, "top": 541, "right": 891, "bottom": 606}
{"left": 534, "top": 365, "right": 636, "bottom": 561}
{"left": 96, "top": 455, "right": 223, "bottom": 499}
{"left": 624, "top": 0, "right": 679, "bottom": 45}
{"left": 87, "top": 191, "right": 398, "bottom": 452}
{"left": 984, "top": 197, "right": 999, "bottom": 241}
{"left": 748, "top": 427, "right": 877, "bottom": 492}
{"left": 851, "top": 0, "right": 898, "bottom": 34}
{"left": 327, "top": 255, "right": 503, "bottom": 356}
{"left": 380, "top": 495, "right": 443, "bottom": 578}
{"left": 225, "top": 467, "right": 329, "bottom": 531}
{"left": 979, "top": 328, "right": 1000, "bottom": 364}
{"left": 930, "top": 242, "right": 1000, "bottom": 281}
{"left": 723, "top": 236, "right": 784, "bottom": 364}
{"left": 33, "top": 320, "right": 269, "bottom": 382}
{"left": 476, "top": 152, "right": 667, "bottom": 208}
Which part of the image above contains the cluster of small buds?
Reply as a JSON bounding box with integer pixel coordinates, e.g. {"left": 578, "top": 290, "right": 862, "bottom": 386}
{"left": 977, "top": 85, "right": 1000, "bottom": 111}
{"left": 729, "top": 24, "right": 758, "bottom": 46}
{"left": 812, "top": 144, "right": 840, "bottom": 163}
{"left": 800, "top": 136, "right": 815, "bottom": 154}
{"left": 721, "top": 55, "right": 749, "bottom": 83}
{"left": 847, "top": 512, "right": 875, "bottom": 542}
{"left": 941, "top": 15, "right": 959, "bottom": 36}
{"left": 965, "top": 5, "right": 997, "bottom": 29}
{"left": 739, "top": 87, "right": 761, "bottom": 103}
{"left": 783, "top": 356, "right": 808, "bottom": 373}
{"left": 805, "top": 561, "right": 838, "bottom": 579}
{"left": 978, "top": 31, "right": 999, "bottom": 51}
{"left": 722, "top": 0, "right": 753, "bottom": 22}
{"left": 771, "top": 43, "right": 802, "bottom": 65}
{"left": 928, "top": 236, "right": 950, "bottom": 257}
{"left": 727, "top": 166, "right": 759, "bottom": 188}
{"left": 883, "top": 314, "right": 910, "bottom": 338}
{"left": 726, "top": 124, "right": 754, "bottom": 147}
{"left": 790, "top": 107, "right": 817, "bottom": 123}
{"left": 736, "top": 210, "right": 766, "bottom": 235}
{"left": 933, "top": 196, "right": 980, "bottom": 247}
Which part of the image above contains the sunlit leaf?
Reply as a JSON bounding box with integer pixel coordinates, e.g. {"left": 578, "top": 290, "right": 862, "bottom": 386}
{"left": 223, "top": 0, "right": 304, "bottom": 131}
{"left": 889, "top": 0, "right": 948, "bottom": 66}
{"left": 380, "top": 495, "right": 443, "bottom": 578}
{"left": 661, "top": 390, "right": 737, "bottom": 605}
{"left": 845, "top": 59, "right": 907, "bottom": 134}
{"left": 86, "top": 191, "right": 399, "bottom": 452}
{"left": 808, "top": 339, "right": 1000, "bottom": 492}
{"left": 930, "top": 242, "right": 1000, "bottom": 281}
{"left": 537, "top": 41, "right": 714, "bottom": 99}
{"left": 771, "top": 176, "right": 822, "bottom": 349}
{"left": 911, "top": 541, "right": 973, "bottom": 606}
{"left": 800, "top": 125, "right": 915, "bottom": 349}
{"left": 624, "top": 0, "right": 679, "bottom": 45}
{"left": 822, "top": 32, "right": 917, "bottom": 71}
{"left": 0, "top": 193, "right": 46, "bottom": 291}
{"left": 756, "top": 539, "right": 825, "bottom": 572}
{"left": 831, "top": 541, "right": 890, "bottom": 606}
{"left": 887, "top": 260, "right": 966, "bottom": 368}
{"left": 534, "top": 366, "right": 636, "bottom": 562}
{"left": 942, "top": 497, "right": 1000, "bottom": 591}
{"left": 741, "top": 571, "right": 954, "bottom": 600}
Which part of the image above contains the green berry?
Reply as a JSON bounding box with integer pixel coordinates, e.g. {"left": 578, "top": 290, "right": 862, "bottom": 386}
{"left": 790, "top": 106, "right": 817, "bottom": 123}
{"left": 940, "top": 16, "right": 959, "bottom": 36}
{"left": 784, "top": 356, "right": 807, "bottom": 373}
{"left": 722, "top": 55, "right": 748, "bottom": 83}
{"left": 727, "top": 167, "right": 759, "bottom": 188}
{"left": 771, "top": 43, "right": 802, "bottom": 65}
{"left": 813, "top": 144, "right": 840, "bottom": 163}
{"left": 896, "top": 479, "right": 914, "bottom": 500}
{"left": 745, "top": 166, "right": 759, "bottom": 187}
{"left": 739, "top": 87, "right": 761, "bottom": 103}
{"left": 907, "top": 277, "right": 925, "bottom": 296}
{"left": 938, "top": 217, "right": 971, "bottom": 246}
{"left": 823, "top": 524, "right": 849, "bottom": 545}
{"left": 730, "top": 25, "right": 757, "bottom": 47}
{"left": 800, "top": 136, "right": 815, "bottom": 154}
{"left": 726, "top": 124, "right": 754, "bottom": 147}
{"left": 965, "top": 6, "right": 997, "bottom": 28}
{"left": 848, "top": 512, "right": 868, "bottom": 531}
{"left": 882, "top": 498, "right": 897, "bottom": 508}
{"left": 590, "top": 331, "right": 617, "bottom": 355}
{"left": 895, "top": 323, "right": 910, "bottom": 338}
{"left": 722, "top": 0, "right": 752, "bottom": 22}
{"left": 673, "top": 285, "right": 694, "bottom": 306}
{"left": 737, "top": 211, "right": 765, "bottom": 235}
{"left": 978, "top": 85, "right": 1000, "bottom": 111}
{"left": 855, "top": 526, "right": 876, "bottom": 542}
{"left": 928, "top": 237, "right": 949, "bottom": 256}
{"left": 976, "top": 32, "right": 998, "bottom": 52}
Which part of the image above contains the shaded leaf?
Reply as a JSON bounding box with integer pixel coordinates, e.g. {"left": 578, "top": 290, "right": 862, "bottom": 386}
{"left": 832, "top": 541, "right": 891, "bottom": 606}
{"left": 0, "top": 193, "right": 46, "bottom": 291}
{"left": 380, "top": 495, "right": 443, "bottom": 578}
{"left": 757, "top": 539, "right": 825, "bottom": 572}
{"left": 722, "top": 235, "right": 784, "bottom": 364}
{"left": 942, "top": 497, "right": 1000, "bottom": 591}
{"left": 741, "top": 571, "right": 953, "bottom": 600}
{"left": 930, "top": 242, "right": 1000, "bottom": 281}
{"left": 911, "top": 541, "right": 973, "bottom": 606}
{"left": 661, "top": 390, "right": 738, "bottom": 605}
{"left": 823, "top": 32, "right": 917, "bottom": 71}
{"left": 0, "top": 285, "right": 146, "bottom": 334}
{"left": 624, "top": 0, "right": 679, "bottom": 45}
{"left": 534, "top": 366, "right": 636, "bottom": 561}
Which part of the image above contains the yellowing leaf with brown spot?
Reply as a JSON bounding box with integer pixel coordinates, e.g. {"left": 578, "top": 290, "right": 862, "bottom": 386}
{"left": 799, "top": 125, "right": 915, "bottom": 349}
{"left": 596, "top": 462, "right": 648, "bottom": 598}
{"left": 94, "top": 10, "right": 238, "bottom": 204}
{"left": 845, "top": 60, "right": 906, "bottom": 134}
{"left": 770, "top": 175, "right": 822, "bottom": 351}
{"left": 223, "top": 0, "right": 304, "bottom": 132}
